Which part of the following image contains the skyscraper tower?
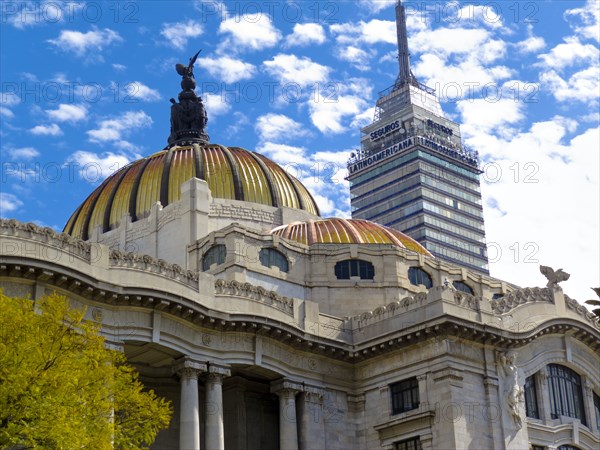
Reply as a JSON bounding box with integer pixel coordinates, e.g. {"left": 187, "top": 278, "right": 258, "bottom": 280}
{"left": 347, "top": 0, "right": 489, "bottom": 273}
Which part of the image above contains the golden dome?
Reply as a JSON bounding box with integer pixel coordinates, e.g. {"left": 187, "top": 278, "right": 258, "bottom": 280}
{"left": 271, "top": 218, "right": 433, "bottom": 256}
{"left": 64, "top": 144, "right": 320, "bottom": 240}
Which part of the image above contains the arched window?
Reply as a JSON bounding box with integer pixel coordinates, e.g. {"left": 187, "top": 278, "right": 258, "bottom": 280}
{"left": 202, "top": 244, "right": 226, "bottom": 271}
{"left": 547, "top": 364, "right": 586, "bottom": 425}
{"left": 335, "top": 259, "right": 374, "bottom": 280}
{"left": 259, "top": 248, "right": 289, "bottom": 273}
{"left": 452, "top": 280, "right": 474, "bottom": 295}
{"left": 558, "top": 446, "right": 583, "bottom": 450}
{"left": 408, "top": 267, "right": 432, "bottom": 289}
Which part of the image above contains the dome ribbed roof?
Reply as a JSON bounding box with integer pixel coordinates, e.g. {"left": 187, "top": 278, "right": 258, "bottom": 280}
{"left": 64, "top": 144, "right": 320, "bottom": 240}
{"left": 271, "top": 218, "right": 433, "bottom": 256}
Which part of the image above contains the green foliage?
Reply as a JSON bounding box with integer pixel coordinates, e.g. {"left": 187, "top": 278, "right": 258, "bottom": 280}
{"left": 0, "top": 292, "right": 172, "bottom": 449}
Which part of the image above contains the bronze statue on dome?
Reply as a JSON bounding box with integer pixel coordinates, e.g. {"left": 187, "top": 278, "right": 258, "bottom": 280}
{"left": 168, "top": 49, "right": 209, "bottom": 147}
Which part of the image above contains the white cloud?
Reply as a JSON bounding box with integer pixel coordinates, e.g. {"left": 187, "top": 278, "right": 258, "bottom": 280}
{"left": 160, "top": 20, "right": 203, "bottom": 49}
{"left": 112, "top": 63, "right": 127, "bottom": 71}
{"left": 541, "top": 68, "right": 600, "bottom": 104}
{"left": 8, "top": 147, "right": 40, "bottom": 160}
{"left": 256, "top": 142, "right": 306, "bottom": 165}
{"left": 87, "top": 111, "right": 152, "bottom": 142}
{"left": 357, "top": 0, "right": 395, "bottom": 14}
{"left": 285, "top": 23, "right": 326, "bottom": 47}
{"left": 29, "top": 124, "right": 62, "bottom": 136}
{"left": 1, "top": 92, "right": 20, "bottom": 107}
{"left": 263, "top": 54, "right": 331, "bottom": 87}
{"left": 48, "top": 27, "right": 122, "bottom": 56}
{"left": 202, "top": 93, "right": 231, "bottom": 116}
{"left": 565, "top": 0, "right": 600, "bottom": 43}
{"left": 452, "top": 5, "right": 505, "bottom": 30}
{"left": 255, "top": 114, "right": 308, "bottom": 142}
{"left": 308, "top": 94, "right": 368, "bottom": 134}
{"left": 330, "top": 19, "right": 396, "bottom": 45}
{"left": 337, "top": 46, "right": 374, "bottom": 71}
{"left": 46, "top": 104, "right": 87, "bottom": 122}
{"left": 517, "top": 36, "right": 546, "bottom": 54}
{"left": 0, "top": 193, "right": 23, "bottom": 215}
{"left": 1, "top": 92, "right": 20, "bottom": 118}
{"left": 537, "top": 37, "right": 600, "bottom": 69}
{"left": 65, "top": 151, "right": 137, "bottom": 183}
{"left": 0, "top": 107, "right": 14, "bottom": 118}
{"left": 350, "top": 107, "right": 375, "bottom": 129}
{"left": 198, "top": 56, "right": 256, "bottom": 83}
{"left": 125, "top": 81, "right": 161, "bottom": 102}
{"left": 476, "top": 120, "right": 600, "bottom": 303}
{"left": 457, "top": 98, "right": 525, "bottom": 136}
{"left": 218, "top": 14, "right": 281, "bottom": 52}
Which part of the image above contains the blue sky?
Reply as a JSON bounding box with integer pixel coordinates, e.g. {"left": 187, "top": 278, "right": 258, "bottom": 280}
{"left": 1, "top": 0, "right": 598, "bottom": 302}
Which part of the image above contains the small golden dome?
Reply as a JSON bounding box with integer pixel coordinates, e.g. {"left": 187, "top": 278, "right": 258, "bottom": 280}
{"left": 271, "top": 218, "right": 433, "bottom": 256}
{"left": 64, "top": 144, "right": 320, "bottom": 240}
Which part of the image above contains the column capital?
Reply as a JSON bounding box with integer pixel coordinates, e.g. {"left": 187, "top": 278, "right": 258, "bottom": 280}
{"left": 271, "top": 378, "right": 303, "bottom": 396}
{"left": 303, "top": 385, "right": 325, "bottom": 404}
{"left": 173, "top": 357, "right": 207, "bottom": 378}
{"left": 207, "top": 364, "right": 231, "bottom": 382}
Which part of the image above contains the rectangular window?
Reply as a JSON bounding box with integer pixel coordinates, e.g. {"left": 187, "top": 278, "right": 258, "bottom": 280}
{"left": 524, "top": 375, "right": 539, "bottom": 419}
{"left": 391, "top": 378, "right": 419, "bottom": 415}
{"left": 394, "top": 437, "right": 422, "bottom": 450}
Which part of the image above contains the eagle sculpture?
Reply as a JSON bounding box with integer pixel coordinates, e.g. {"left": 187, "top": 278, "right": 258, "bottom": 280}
{"left": 540, "top": 265, "right": 570, "bottom": 288}
{"left": 176, "top": 49, "right": 202, "bottom": 79}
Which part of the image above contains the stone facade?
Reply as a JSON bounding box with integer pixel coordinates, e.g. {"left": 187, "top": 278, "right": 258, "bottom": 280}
{"left": 1, "top": 178, "right": 599, "bottom": 450}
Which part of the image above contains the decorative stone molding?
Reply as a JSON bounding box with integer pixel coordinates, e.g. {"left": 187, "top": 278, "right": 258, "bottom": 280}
{"left": 271, "top": 379, "right": 304, "bottom": 395}
{"left": 431, "top": 368, "right": 463, "bottom": 386}
{"left": 214, "top": 279, "right": 294, "bottom": 315}
{"left": 210, "top": 203, "right": 278, "bottom": 224}
{"left": 490, "top": 287, "right": 552, "bottom": 314}
{"left": 352, "top": 293, "right": 427, "bottom": 323}
{"left": 207, "top": 364, "right": 231, "bottom": 381}
{"left": 453, "top": 291, "right": 481, "bottom": 310}
{"left": 109, "top": 249, "right": 199, "bottom": 287}
{"left": 0, "top": 219, "right": 92, "bottom": 261}
{"left": 303, "top": 385, "right": 325, "bottom": 404}
{"left": 565, "top": 294, "right": 600, "bottom": 329}
{"left": 173, "top": 357, "right": 207, "bottom": 378}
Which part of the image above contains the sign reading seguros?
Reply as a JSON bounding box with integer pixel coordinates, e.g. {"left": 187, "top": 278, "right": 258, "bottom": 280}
{"left": 369, "top": 120, "right": 401, "bottom": 142}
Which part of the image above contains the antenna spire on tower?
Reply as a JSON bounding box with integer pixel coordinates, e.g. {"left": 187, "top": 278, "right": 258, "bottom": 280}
{"left": 394, "top": 0, "right": 419, "bottom": 90}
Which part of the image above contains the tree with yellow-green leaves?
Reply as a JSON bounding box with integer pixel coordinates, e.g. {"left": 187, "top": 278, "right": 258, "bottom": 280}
{"left": 0, "top": 292, "right": 172, "bottom": 449}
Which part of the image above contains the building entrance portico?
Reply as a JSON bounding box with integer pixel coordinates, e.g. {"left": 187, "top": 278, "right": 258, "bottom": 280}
{"left": 124, "top": 344, "right": 297, "bottom": 450}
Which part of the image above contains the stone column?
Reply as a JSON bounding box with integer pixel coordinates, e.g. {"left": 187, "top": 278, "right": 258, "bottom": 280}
{"left": 271, "top": 379, "right": 303, "bottom": 450}
{"left": 174, "top": 358, "right": 207, "bottom": 450}
{"left": 205, "top": 365, "right": 231, "bottom": 450}
{"left": 298, "top": 386, "right": 325, "bottom": 450}
{"left": 582, "top": 377, "right": 597, "bottom": 433}
{"left": 537, "top": 368, "right": 552, "bottom": 422}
